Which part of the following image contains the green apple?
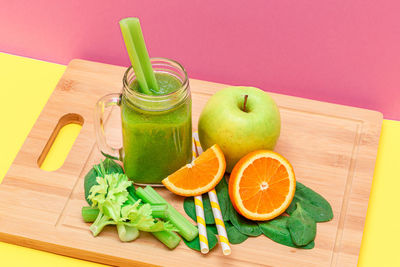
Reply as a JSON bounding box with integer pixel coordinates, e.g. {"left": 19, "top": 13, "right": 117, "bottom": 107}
{"left": 198, "top": 86, "right": 281, "bottom": 172}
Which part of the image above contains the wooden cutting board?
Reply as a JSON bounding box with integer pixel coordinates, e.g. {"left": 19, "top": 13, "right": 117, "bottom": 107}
{"left": 0, "top": 59, "right": 382, "bottom": 267}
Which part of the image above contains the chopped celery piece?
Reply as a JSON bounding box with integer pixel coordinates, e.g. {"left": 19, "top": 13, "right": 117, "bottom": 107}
{"left": 81, "top": 206, "right": 99, "bottom": 223}
{"left": 152, "top": 231, "right": 181, "bottom": 249}
{"left": 117, "top": 224, "right": 139, "bottom": 242}
{"left": 136, "top": 186, "right": 198, "bottom": 241}
{"left": 149, "top": 203, "right": 169, "bottom": 219}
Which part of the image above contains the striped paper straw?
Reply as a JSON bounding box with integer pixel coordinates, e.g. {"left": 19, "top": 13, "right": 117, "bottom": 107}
{"left": 193, "top": 133, "right": 231, "bottom": 255}
{"left": 208, "top": 189, "right": 231, "bottom": 255}
{"left": 193, "top": 138, "right": 209, "bottom": 254}
{"left": 194, "top": 195, "right": 209, "bottom": 254}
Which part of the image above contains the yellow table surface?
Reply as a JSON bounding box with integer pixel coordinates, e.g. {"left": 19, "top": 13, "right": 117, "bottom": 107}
{"left": 0, "top": 52, "right": 399, "bottom": 266}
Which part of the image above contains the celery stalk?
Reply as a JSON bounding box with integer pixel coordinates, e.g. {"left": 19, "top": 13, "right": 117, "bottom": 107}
{"left": 82, "top": 206, "right": 99, "bottom": 222}
{"left": 127, "top": 186, "right": 139, "bottom": 201}
{"left": 117, "top": 224, "right": 139, "bottom": 242}
{"left": 127, "top": 186, "right": 169, "bottom": 218}
{"left": 119, "top": 18, "right": 159, "bottom": 95}
{"left": 136, "top": 186, "right": 198, "bottom": 241}
{"left": 82, "top": 204, "right": 178, "bottom": 248}
{"left": 152, "top": 230, "right": 181, "bottom": 249}
{"left": 82, "top": 204, "right": 168, "bottom": 222}
{"left": 150, "top": 204, "right": 169, "bottom": 219}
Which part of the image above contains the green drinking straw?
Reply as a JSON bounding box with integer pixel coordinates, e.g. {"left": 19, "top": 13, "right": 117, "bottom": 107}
{"left": 119, "top": 17, "right": 159, "bottom": 95}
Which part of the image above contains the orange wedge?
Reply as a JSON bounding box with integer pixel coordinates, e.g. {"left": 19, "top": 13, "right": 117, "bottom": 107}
{"left": 162, "top": 144, "right": 226, "bottom": 196}
{"left": 229, "top": 150, "right": 296, "bottom": 221}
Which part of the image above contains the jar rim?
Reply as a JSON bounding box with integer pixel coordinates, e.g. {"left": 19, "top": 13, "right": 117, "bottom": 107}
{"left": 122, "top": 57, "right": 189, "bottom": 99}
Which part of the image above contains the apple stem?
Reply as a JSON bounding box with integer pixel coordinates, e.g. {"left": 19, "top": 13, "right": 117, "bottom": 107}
{"left": 242, "top": 95, "right": 249, "bottom": 112}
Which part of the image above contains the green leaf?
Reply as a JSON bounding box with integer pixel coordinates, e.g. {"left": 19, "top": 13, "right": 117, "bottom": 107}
{"left": 224, "top": 185, "right": 262, "bottom": 237}
{"left": 102, "top": 158, "right": 124, "bottom": 174}
{"left": 183, "top": 195, "right": 214, "bottom": 224}
{"left": 286, "top": 182, "right": 333, "bottom": 222}
{"left": 85, "top": 166, "right": 179, "bottom": 246}
{"left": 88, "top": 175, "right": 108, "bottom": 207}
{"left": 215, "top": 176, "right": 262, "bottom": 237}
{"left": 84, "top": 168, "right": 99, "bottom": 206}
{"left": 88, "top": 173, "right": 131, "bottom": 223}
{"left": 225, "top": 221, "right": 248, "bottom": 244}
{"left": 206, "top": 222, "right": 248, "bottom": 244}
{"left": 87, "top": 173, "right": 133, "bottom": 238}
{"left": 89, "top": 173, "right": 130, "bottom": 207}
{"left": 183, "top": 227, "right": 218, "bottom": 252}
{"left": 183, "top": 179, "right": 230, "bottom": 224}
{"left": 215, "top": 176, "right": 231, "bottom": 221}
{"left": 287, "top": 203, "right": 316, "bottom": 246}
{"left": 127, "top": 186, "right": 139, "bottom": 202}
{"left": 229, "top": 202, "right": 262, "bottom": 237}
{"left": 124, "top": 202, "right": 153, "bottom": 228}
{"left": 121, "top": 202, "right": 177, "bottom": 232}
{"left": 120, "top": 200, "right": 143, "bottom": 220}
{"left": 84, "top": 158, "right": 124, "bottom": 205}
{"left": 208, "top": 224, "right": 218, "bottom": 235}
{"left": 259, "top": 216, "right": 314, "bottom": 249}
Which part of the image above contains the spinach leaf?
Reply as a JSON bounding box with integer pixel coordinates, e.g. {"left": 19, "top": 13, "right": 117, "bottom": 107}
{"left": 229, "top": 201, "right": 262, "bottom": 237}
{"left": 84, "top": 168, "right": 98, "bottom": 206}
{"left": 259, "top": 216, "right": 314, "bottom": 249}
{"left": 215, "top": 176, "right": 231, "bottom": 221}
{"left": 185, "top": 181, "right": 261, "bottom": 237}
{"left": 217, "top": 176, "right": 262, "bottom": 237}
{"left": 226, "top": 181, "right": 262, "bottom": 236}
{"left": 183, "top": 195, "right": 215, "bottom": 224}
{"left": 183, "top": 227, "right": 218, "bottom": 252}
{"left": 182, "top": 197, "right": 196, "bottom": 222}
{"left": 208, "top": 224, "right": 218, "bottom": 235}
{"left": 183, "top": 178, "right": 230, "bottom": 224}
{"left": 286, "top": 182, "right": 333, "bottom": 222}
{"left": 225, "top": 221, "right": 248, "bottom": 244}
{"left": 102, "top": 157, "right": 124, "bottom": 173}
{"left": 288, "top": 203, "right": 316, "bottom": 246}
{"left": 204, "top": 222, "right": 248, "bottom": 245}
{"left": 84, "top": 158, "right": 124, "bottom": 205}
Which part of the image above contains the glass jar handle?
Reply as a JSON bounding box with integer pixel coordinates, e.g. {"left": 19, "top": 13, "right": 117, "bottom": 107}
{"left": 94, "top": 93, "right": 122, "bottom": 160}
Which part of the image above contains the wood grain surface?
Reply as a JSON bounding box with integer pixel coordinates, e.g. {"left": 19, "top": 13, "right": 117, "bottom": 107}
{"left": 0, "top": 59, "right": 382, "bottom": 266}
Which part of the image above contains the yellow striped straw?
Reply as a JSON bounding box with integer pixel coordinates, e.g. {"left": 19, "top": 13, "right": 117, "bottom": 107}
{"left": 193, "top": 132, "right": 231, "bottom": 255}
{"left": 193, "top": 137, "right": 209, "bottom": 254}
{"left": 194, "top": 195, "right": 209, "bottom": 254}
{"left": 208, "top": 189, "right": 231, "bottom": 255}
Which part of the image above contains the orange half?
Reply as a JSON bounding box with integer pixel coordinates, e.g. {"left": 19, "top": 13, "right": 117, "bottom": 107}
{"left": 229, "top": 150, "right": 296, "bottom": 221}
{"left": 162, "top": 144, "right": 226, "bottom": 196}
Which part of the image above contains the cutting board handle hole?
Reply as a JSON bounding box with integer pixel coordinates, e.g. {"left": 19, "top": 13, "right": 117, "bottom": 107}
{"left": 37, "top": 113, "right": 84, "bottom": 171}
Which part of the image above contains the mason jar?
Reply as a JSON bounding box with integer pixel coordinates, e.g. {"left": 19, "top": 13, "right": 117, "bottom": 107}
{"left": 94, "top": 58, "right": 192, "bottom": 185}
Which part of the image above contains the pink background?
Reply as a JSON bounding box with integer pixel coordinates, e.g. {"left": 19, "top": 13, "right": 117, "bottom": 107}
{"left": 1, "top": 1, "right": 399, "bottom": 119}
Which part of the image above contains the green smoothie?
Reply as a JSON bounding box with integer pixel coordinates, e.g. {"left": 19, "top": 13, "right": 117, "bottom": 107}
{"left": 121, "top": 73, "right": 192, "bottom": 184}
